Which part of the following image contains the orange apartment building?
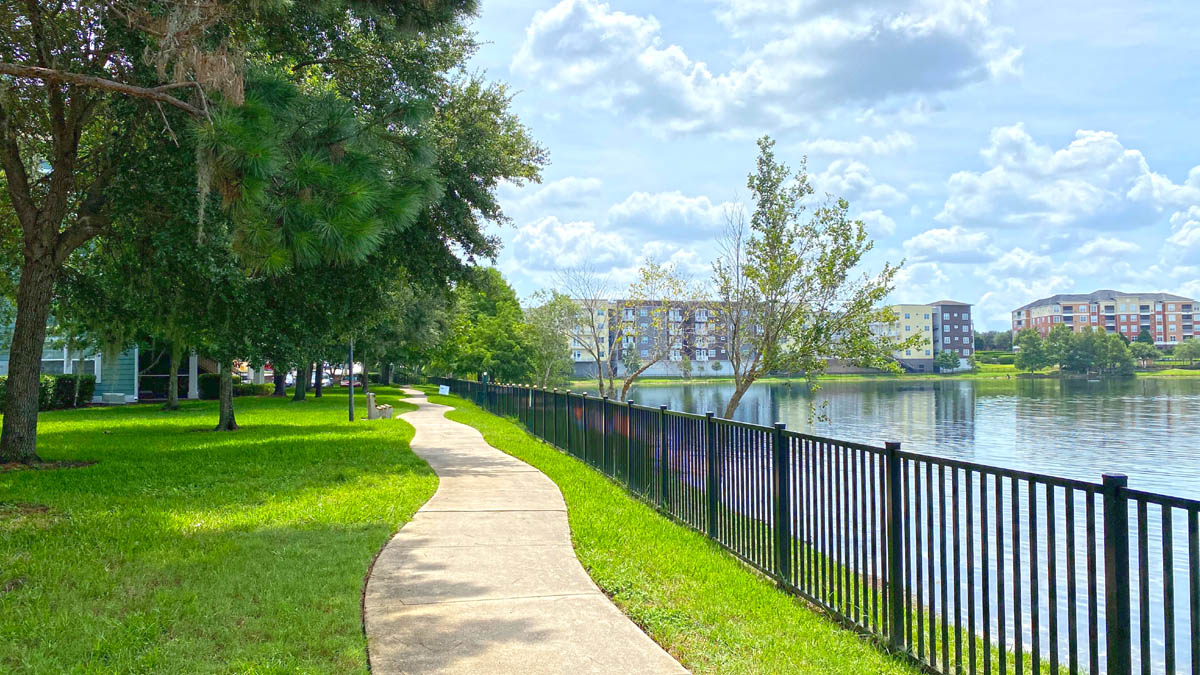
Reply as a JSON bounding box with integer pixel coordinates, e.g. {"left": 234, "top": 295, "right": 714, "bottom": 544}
{"left": 1011, "top": 290, "right": 1196, "bottom": 346}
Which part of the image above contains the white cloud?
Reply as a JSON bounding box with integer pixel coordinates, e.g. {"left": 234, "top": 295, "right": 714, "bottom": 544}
{"left": 512, "top": 0, "right": 1020, "bottom": 135}
{"left": 607, "top": 191, "right": 736, "bottom": 239}
{"left": 903, "top": 225, "right": 994, "bottom": 263}
{"left": 1077, "top": 236, "right": 1140, "bottom": 258}
{"left": 938, "top": 124, "right": 1200, "bottom": 231}
{"left": 815, "top": 159, "right": 907, "bottom": 206}
{"left": 510, "top": 216, "right": 634, "bottom": 272}
{"left": 503, "top": 176, "right": 603, "bottom": 213}
{"left": 889, "top": 261, "right": 951, "bottom": 304}
{"left": 858, "top": 209, "right": 897, "bottom": 236}
{"left": 798, "top": 131, "right": 916, "bottom": 157}
{"left": 1167, "top": 206, "right": 1200, "bottom": 252}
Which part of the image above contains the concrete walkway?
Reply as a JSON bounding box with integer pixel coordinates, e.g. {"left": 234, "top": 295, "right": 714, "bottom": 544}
{"left": 364, "top": 388, "right": 686, "bottom": 674}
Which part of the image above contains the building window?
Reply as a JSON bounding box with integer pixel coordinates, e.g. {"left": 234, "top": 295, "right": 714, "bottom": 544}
{"left": 1169, "top": 304, "right": 1176, "bottom": 311}
{"left": 925, "top": 349, "right": 931, "bottom": 356}
{"left": 905, "top": 349, "right": 911, "bottom": 356}
{"left": 640, "top": 349, "right": 648, "bottom": 357}
{"left": 905, "top": 325, "right": 911, "bottom": 332}
{"left": 943, "top": 336, "right": 950, "bottom": 344}
{"left": 924, "top": 313, "right": 930, "bottom": 319}
{"left": 904, "top": 313, "right": 910, "bottom": 319}
{"left": 943, "top": 313, "right": 950, "bottom": 319}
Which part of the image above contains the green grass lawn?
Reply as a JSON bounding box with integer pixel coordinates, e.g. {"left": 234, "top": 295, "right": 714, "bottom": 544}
{"left": 0, "top": 386, "right": 435, "bottom": 672}
{"left": 420, "top": 387, "right": 920, "bottom": 674}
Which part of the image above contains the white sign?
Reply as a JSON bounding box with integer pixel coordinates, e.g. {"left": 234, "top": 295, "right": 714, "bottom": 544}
{"left": 438, "top": 385, "right": 450, "bottom": 396}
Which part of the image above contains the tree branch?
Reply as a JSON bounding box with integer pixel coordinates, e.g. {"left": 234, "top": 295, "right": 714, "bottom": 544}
{"left": 0, "top": 63, "right": 205, "bottom": 117}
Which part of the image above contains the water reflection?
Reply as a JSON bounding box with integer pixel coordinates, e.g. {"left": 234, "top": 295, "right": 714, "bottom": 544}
{"left": 618, "top": 377, "right": 1200, "bottom": 499}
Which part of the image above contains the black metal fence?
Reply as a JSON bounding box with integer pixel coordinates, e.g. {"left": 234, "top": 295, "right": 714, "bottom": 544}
{"left": 431, "top": 377, "right": 1200, "bottom": 675}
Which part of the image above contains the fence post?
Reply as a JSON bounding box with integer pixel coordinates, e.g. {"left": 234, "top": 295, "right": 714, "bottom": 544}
{"left": 598, "top": 396, "right": 608, "bottom": 471}
{"left": 658, "top": 404, "right": 669, "bottom": 508}
{"left": 626, "top": 400, "right": 635, "bottom": 489}
{"left": 564, "top": 392, "right": 572, "bottom": 455}
{"left": 552, "top": 389, "right": 559, "bottom": 448}
{"left": 705, "top": 412, "right": 718, "bottom": 539}
{"left": 581, "top": 393, "right": 590, "bottom": 465}
{"left": 772, "top": 422, "right": 791, "bottom": 583}
{"left": 1103, "top": 473, "right": 1132, "bottom": 675}
{"left": 884, "top": 440, "right": 905, "bottom": 651}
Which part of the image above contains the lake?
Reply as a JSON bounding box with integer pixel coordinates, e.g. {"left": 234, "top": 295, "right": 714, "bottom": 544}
{"left": 614, "top": 377, "right": 1200, "bottom": 500}
{"left": 600, "top": 376, "right": 1200, "bottom": 671}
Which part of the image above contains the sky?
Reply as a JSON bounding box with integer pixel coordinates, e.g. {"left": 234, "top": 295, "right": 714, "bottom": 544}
{"left": 465, "top": 0, "right": 1200, "bottom": 330}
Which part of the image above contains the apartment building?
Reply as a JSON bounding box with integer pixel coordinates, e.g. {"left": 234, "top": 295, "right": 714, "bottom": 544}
{"left": 569, "top": 299, "right": 731, "bottom": 378}
{"left": 877, "top": 300, "right": 975, "bottom": 372}
{"left": 1011, "top": 290, "right": 1196, "bottom": 346}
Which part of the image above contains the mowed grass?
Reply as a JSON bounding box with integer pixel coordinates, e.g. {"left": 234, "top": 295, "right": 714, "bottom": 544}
{"left": 0, "top": 386, "right": 435, "bottom": 672}
{"left": 421, "top": 388, "right": 921, "bottom": 675}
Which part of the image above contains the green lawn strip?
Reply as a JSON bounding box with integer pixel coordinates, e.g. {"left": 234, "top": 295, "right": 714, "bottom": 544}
{"left": 421, "top": 389, "right": 920, "bottom": 675}
{"left": 0, "top": 385, "right": 434, "bottom": 672}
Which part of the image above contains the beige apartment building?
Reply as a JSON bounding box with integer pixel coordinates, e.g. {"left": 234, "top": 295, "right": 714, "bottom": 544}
{"left": 877, "top": 300, "right": 975, "bottom": 372}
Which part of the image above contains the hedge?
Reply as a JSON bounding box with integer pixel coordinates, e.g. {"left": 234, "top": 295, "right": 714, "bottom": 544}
{"left": 234, "top": 383, "right": 272, "bottom": 397}
{"left": 197, "top": 373, "right": 242, "bottom": 400}
{"left": 0, "top": 374, "right": 97, "bottom": 410}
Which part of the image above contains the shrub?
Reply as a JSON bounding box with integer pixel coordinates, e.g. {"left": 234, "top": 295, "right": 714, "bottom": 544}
{"left": 51, "top": 374, "right": 97, "bottom": 408}
{"left": 198, "top": 373, "right": 241, "bottom": 400}
{"left": 233, "top": 382, "right": 271, "bottom": 397}
{"left": 0, "top": 374, "right": 94, "bottom": 410}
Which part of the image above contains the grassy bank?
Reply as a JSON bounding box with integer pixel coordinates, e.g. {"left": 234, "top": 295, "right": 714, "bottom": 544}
{"left": 0, "top": 386, "right": 434, "bottom": 672}
{"left": 419, "top": 387, "right": 919, "bottom": 674}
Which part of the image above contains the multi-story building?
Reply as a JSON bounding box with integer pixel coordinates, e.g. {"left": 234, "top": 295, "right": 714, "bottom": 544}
{"left": 570, "top": 300, "right": 734, "bottom": 378}
{"left": 1011, "top": 290, "right": 1196, "bottom": 346}
{"left": 877, "top": 300, "right": 975, "bottom": 372}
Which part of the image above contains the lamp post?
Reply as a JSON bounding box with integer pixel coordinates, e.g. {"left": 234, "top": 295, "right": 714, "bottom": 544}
{"left": 348, "top": 338, "right": 355, "bottom": 422}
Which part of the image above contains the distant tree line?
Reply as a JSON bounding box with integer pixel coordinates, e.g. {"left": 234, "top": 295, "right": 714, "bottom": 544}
{"left": 1012, "top": 325, "right": 1173, "bottom": 375}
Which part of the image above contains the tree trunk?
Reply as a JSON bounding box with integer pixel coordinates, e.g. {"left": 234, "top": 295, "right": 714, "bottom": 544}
{"left": 164, "top": 344, "right": 182, "bottom": 410}
{"left": 215, "top": 363, "right": 238, "bottom": 431}
{"left": 313, "top": 361, "right": 323, "bottom": 397}
{"left": 383, "top": 363, "right": 393, "bottom": 386}
{"left": 292, "top": 362, "right": 310, "bottom": 401}
{"left": 272, "top": 369, "right": 286, "bottom": 396}
{"left": 0, "top": 259, "right": 57, "bottom": 463}
{"left": 73, "top": 351, "right": 85, "bottom": 408}
{"left": 361, "top": 368, "right": 370, "bottom": 394}
{"left": 722, "top": 380, "right": 753, "bottom": 419}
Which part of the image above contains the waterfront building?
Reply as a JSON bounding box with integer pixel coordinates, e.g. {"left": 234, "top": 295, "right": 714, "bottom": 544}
{"left": 876, "top": 300, "right": 975, "bottom": 372}
{"left": 1011, "top": 290, "right": 1196, "bottom": 346}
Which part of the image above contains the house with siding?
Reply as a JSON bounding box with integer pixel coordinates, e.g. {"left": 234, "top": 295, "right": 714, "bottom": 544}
{"left": 0, "top": 331, "right": 204, "bottom": 403}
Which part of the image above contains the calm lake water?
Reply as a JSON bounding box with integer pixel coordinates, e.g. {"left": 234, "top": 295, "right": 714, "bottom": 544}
{"left": 598, "top": 376, "right": 1200, "bottom": 671}
{"left": 615, "top": 377, "right": 1200, "bottom": 500}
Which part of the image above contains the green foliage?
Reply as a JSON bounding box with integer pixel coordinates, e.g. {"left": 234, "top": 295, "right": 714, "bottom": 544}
{"left": 1136, "top": 329, "right": 1154, "bottom": 344}
{"left": 234, "top": 382, "right": 273, "bottom": 397}
{"left": 1175, "top": 338, "right": 1200, "bottom": 365}
{"left": 51, "top": 374, "right": 97, "bottom": 409}
{"left": 710, "top": 136, "right": 911, "bottom": 417}
{"left": 525, "top": 290, "right": 575, "bottom": 388}
{"left": 0, "top": 375, "right": 59, "bottom": 411}
{"left": 934, "top": 350, "right": 962, "bottom": 372}
{"left": 435, "top": 268, "right": 535, "bottom": 383}
{"left": 1014, "top": 329, "right": 1049, "bottom": 372}
{"left": 1129, "top": 341, "right": 1160, "bottom": 367}
{"left": 198, "top": 373, "right": 243, "bottom": 400}
{"left": 974, "top": 330, "right": 1013, "bottom": 351}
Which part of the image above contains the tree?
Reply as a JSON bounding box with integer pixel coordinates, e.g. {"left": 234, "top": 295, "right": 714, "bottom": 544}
{"left": 525, "top": 291, "right": 575, "bottom": 388}
{"left": 1044, "top": 323, "right": 1074, "bottom": 372}
{"left": 1129, "top": 342, "right": 1159, "bottom": 368}
{"left": 559, "top": 267, "right": 624, "bottom": 398}
{"left": 1174, "top": 338, "right": 1200, "bottom": 365}
{"left": 1103, "top": 331, "right": 1135, "bottom": 375}
{"left": 710, "top": 136, "right": 909, "bottom": 418}
{"left": 0, "top": 0, "right": 485, "bottom": 460}
{"left": 1014, "top": 329, "right": 1048, "bottom": 372}
{"left": 934, "top": 350, "right": 961, "bottom": 372}
{"left": 1136, "top": 328, "right": 1154, "bottom": 344}
{"left": 614, "top": 261, "right": 697, "bottom": 400}
{"left": 436, "top": 268, "right": 535, "bottom": 383}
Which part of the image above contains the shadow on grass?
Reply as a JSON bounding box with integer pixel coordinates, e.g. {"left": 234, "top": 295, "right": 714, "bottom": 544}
{"left": 0, "top": 393, "right": 438, "bottom": 671}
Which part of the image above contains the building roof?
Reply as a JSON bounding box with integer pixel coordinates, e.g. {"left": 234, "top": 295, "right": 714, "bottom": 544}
{"left": 1014, "top": 289, "right": 1196, "bottom": 312}
{"left": 928, "top": 299, "right": 972, "bottom": 306}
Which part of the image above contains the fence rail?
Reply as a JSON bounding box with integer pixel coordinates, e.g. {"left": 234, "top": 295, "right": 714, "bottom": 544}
{"left": 432, "top": 377, "right": 1200, "bottom": 675}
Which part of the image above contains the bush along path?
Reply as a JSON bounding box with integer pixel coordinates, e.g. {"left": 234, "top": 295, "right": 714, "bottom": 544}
{"left": 0, "top": 386, "right": 434, "bottom": 672}
{"left": 421, "top": 386, "right": 922, "bottom": 675}
{"left": 363, "top": 388, "right": 685, "bottom": 674}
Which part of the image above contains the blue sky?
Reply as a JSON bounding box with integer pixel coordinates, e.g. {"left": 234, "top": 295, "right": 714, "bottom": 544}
{"left": 467, "top": 0, "right": 1200, "bottom": 330}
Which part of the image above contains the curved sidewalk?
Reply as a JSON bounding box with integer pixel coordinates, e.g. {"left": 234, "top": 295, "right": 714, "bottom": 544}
{"left": 364, "top": 388, "right": 686, "bottom": 674}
